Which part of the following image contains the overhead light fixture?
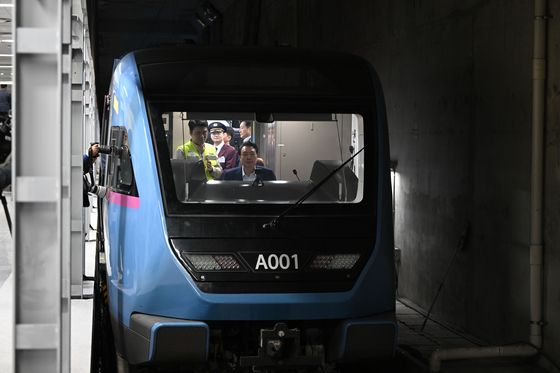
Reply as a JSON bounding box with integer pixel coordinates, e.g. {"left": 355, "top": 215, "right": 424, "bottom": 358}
{"left": 0, "top": 54, "right": 12, "bottom": 57}
{"left": 0, "top": 4, "right": 14, "bottom": 7}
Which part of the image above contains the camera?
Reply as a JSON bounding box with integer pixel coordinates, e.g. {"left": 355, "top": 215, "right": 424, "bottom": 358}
{"left": 90, "top": 142, "right": 126, "bottom": 158}
{"left": 89, "top": 184, "right": 107, "bottom": 199}
{"left": 97, "top": 144, "right": 112, "bottom": 155}
{"left": 83, "top": 173, "right": 107, "bottom": 199}
{"left": 0, "top": 114, "right": 11, "bottom": 132}
{"left": 90, "top": 142, "right": 111, "bottom": 156}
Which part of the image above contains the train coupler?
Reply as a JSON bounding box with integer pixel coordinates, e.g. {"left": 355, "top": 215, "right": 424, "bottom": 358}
{"left": 239, "top": 323, "right": 323, "bottom": 371}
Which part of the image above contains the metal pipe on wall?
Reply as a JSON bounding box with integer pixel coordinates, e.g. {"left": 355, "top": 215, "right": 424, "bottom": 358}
{"left": 429, "top": 344, "right": 538, "bottom": 373}
{"left": 429, "top": 0, "right": 547, "bottom": 370}
{"left": 529, "top": 0, "right": 546, "bottom": 350}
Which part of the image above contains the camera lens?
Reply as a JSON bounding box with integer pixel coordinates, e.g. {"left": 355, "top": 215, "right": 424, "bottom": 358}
{"left": 98, "top": 145, "right": 112, "bottom": 154}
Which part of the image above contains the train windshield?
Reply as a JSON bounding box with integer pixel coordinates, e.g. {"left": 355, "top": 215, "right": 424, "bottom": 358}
{"left": 161, "top": 112, "right": 364, "bottom": 204}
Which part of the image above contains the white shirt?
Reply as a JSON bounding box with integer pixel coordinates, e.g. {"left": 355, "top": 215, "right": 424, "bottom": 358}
{"left": 215, "top": 142, "right": 224, "bottom": 154}
{"left": 242, "top": 167, "right": 256, "bottom": 181}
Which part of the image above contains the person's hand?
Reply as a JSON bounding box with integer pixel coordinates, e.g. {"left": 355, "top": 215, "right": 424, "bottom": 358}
{"left": 206, "top": 159, "right": 213, "bottom": 172}
{"left": 89, "top": 143, "right": 100, "bottom": 157}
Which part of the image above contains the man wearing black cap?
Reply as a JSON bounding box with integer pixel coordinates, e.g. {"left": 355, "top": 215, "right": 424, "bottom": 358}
{"left": 209, "top": 121, "right": 238, "bottom": 178}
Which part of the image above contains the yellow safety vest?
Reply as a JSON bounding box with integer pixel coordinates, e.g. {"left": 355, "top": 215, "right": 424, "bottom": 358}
{"left": 179, "top": 141, "right": 219, "bottom": 180}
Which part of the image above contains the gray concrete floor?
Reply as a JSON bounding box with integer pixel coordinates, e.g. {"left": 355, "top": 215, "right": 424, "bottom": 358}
{"left": 395, "top": 298, "right": 554, "bottom": 372}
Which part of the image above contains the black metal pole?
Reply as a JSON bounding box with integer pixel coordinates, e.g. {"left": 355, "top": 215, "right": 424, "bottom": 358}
{"left": 0, "top": 192, "right": 11, "bottom": 236}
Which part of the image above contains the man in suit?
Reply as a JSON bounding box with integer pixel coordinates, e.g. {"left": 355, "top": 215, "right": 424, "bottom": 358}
{"left": 224, "top": 126, "right": 241, "bottom": 167}
{"left": 225, "top": 126, "right": 242, "bottom": 157}
{"left": 223, "top": 141, "right": 276, "bottom": 181}
{"left": 239, "top": 120, "right": 252, "bottom": 142}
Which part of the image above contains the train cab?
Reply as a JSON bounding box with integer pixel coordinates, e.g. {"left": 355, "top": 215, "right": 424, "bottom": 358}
{"left": 97, "top": 45, "right": 396, "bottom": 372}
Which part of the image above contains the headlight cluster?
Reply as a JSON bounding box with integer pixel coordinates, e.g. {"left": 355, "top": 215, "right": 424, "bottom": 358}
{"left": 183, "top": 254, "right": 242, "bottom": 271}
{"left": 309, "top": 254, "right": 361, "bottom": 270}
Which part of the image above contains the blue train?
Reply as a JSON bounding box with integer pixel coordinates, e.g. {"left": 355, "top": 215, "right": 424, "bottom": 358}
{"left": 93, "top": 45, "right": 396, "bottom": 372}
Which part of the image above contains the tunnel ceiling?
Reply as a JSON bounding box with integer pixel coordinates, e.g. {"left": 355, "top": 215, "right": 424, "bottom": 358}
{"left": 87, "top": 0, "right": 234, "bottom": 112}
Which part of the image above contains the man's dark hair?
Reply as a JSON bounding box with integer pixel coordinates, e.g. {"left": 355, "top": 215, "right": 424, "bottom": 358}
{"left": 239, "top": 141, "right": 259, "bottom": 155}
{"left": 0, "top": 84, "right": 6, "bottom": 89}
{"left": 225, "top": 126, "right": 235, "bottom": 138}
{"left": 188, "top": 119, "right": 208, "bottom": 132}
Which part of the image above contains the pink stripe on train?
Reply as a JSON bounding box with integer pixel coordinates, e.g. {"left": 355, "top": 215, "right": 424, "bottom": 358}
{"left": 106, "top": 190, "right": 140, "bottom": 209}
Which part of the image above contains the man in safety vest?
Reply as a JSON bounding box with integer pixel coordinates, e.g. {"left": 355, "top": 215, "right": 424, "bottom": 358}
{"left": 176, "top": 119, "right": 222, "bottom": 180}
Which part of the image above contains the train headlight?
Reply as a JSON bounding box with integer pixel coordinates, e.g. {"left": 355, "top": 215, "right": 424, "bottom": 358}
{"left": 183, "top": 253, "right": 242, "bottom": 271}
{"left": 309, "top": 253, "right": 360, "bottom": 270}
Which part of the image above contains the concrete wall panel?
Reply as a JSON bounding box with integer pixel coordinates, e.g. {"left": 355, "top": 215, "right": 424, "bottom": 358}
{"left": 221, "top": 0, "right": 560, "bottom": 367}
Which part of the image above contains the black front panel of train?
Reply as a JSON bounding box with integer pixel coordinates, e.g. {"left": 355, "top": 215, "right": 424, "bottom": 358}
{"left": 168, "top": 215, "right": 375, "bottom": 294}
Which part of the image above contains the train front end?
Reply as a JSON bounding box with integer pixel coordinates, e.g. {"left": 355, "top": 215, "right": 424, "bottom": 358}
{"left": 102, "top": 46, "right": 396, "bottom": 372}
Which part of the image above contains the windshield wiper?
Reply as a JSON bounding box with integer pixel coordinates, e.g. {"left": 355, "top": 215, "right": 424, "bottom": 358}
{"left": 263, "top": 147, "right": 364, "bottom": 229}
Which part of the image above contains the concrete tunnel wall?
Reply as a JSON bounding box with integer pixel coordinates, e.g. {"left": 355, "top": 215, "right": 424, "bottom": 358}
{"left": 219, "top": 0, "right": 560, "bottom": 369}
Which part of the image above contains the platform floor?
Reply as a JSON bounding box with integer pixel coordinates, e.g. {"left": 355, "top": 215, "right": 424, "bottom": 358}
{"left": 394, "top": 298, "right": 552, "bottom": 372}
{"left": 0, "top": 193, "right": 554, "bottom": 372}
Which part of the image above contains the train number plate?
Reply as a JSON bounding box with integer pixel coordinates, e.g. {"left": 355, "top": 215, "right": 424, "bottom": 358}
{"left": 240, "top": 252, "right": 311, "bottom": 272}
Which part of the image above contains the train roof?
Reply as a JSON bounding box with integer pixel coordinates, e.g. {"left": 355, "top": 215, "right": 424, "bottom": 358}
{"left": 132, "top": 44, "right": 371, "bottom": 68}
{"left": 128, "top": 45, "right": 377, "bottom": 99}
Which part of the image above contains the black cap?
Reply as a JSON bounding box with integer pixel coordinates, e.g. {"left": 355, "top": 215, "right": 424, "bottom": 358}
{"left": 209, "top": 121, "right": 226, "bottom": 132}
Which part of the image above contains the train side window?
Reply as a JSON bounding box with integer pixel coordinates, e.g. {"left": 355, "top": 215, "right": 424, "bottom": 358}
{"left": 106, "top": 126, "right": 138, "bottom": 196}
